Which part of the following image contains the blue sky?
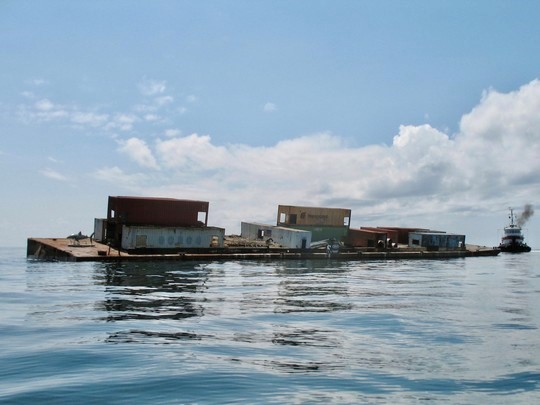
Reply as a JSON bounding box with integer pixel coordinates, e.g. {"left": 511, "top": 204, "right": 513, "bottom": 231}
{"left": 1, "top": 1, "right": 539, "bottom": 247}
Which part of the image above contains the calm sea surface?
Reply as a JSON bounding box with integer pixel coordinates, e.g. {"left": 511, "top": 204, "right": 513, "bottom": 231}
{"left": 1, "top": 248, "right": 539, "bottom": 404}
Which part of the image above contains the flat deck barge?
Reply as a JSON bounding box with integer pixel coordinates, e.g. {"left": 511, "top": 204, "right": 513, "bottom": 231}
{"left": 27, "top": 237, "right": 500, "bottom": 262}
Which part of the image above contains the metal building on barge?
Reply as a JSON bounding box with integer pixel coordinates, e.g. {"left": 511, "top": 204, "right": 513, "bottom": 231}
{"left": 276, "top": 205, "right": 351, "bottom": 242}
{"left": 241, "top": 222, "right": 311, "bottom": 249}
{"left": 103, "top": 196, "right": 224, "bottom": 250}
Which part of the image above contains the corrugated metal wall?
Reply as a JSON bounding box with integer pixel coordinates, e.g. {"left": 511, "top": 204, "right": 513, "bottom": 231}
{"left": 378, "top": 227, "right": 430, "bottom": 244}
{"left": 93, "top": 218, "right": 106, "bottom": 242}
{"left": 343, "top": 228, "right": 387, "bottom": 248}
{"left": 121, "top": 225, "right": 224, "bottom": 250}
{"left": 361, "top": 227, "right": 399, "bottom": 244}
{"left": 408, "top": 232, "right": 466, "bottom": 250}
{"left": 108, "top": 196, "right": 209, "bottom": 227}
{"left": 276, "top": 205, "right": 351, "bottom": 227}
{"left": 241, "top": 222, "right": 311, "bottom": 249}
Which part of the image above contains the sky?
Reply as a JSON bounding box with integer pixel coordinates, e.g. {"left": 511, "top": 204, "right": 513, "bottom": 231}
{"left": 1, "top": 1, "right": 539, "bottom": 248}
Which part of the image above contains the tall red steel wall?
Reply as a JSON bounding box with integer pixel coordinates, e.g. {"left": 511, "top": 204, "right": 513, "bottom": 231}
{"left": 107, "top": 196, "right": 209, "bottom": 227}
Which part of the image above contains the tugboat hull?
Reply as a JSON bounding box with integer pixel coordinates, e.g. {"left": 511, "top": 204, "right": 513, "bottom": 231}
{"left": 499, "top": 208, "right": 531, "bottom": 253}
{"left": 500, "top": 244, "right": 532, "bottom": 253}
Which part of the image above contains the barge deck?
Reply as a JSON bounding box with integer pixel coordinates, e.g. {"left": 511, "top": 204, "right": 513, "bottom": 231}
{"left": 27, "top": 237, "right": 500, "bottom": 262}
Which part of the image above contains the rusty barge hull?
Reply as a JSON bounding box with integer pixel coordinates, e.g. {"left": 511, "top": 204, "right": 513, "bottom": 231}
{"left": 27, "top": 238, "right": 500, "bottom": 262}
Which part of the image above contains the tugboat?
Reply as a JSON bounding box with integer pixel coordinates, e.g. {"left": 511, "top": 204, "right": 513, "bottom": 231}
{"left": 499, "top": 208, "right": 531, "bottom": 253}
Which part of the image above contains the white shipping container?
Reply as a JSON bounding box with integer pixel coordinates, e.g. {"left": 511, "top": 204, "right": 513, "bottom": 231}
{"left": 94, "top": 218, "right": 107, "bottom": 242}
{"left": 121, "top": 225, "right": 225, "bottom": 250}
{"left": 241, "top": 222, "right": 311, "bottom": 249}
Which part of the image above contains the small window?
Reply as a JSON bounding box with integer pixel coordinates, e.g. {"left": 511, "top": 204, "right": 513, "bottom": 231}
{"left": 344, "top": 216, "right": 350, "bottom": 226}
{"left": 289, "top": 214, "right": 297, "bottom": 224}
{"left": 279, "top": 213, "right": 286, "bottom": 223}
{"left": 412, "top": 238, "right": 420, "bottom": 246}
{"left": 198, "top": 211, "right": 207, "bottom": 225}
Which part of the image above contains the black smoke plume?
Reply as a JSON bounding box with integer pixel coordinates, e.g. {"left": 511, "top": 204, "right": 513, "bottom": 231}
{"left": 517, "top": 204, "right": 534, "bottom": 227}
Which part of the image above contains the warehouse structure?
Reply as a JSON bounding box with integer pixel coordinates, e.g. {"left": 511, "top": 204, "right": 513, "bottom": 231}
{"left": 96, "top": 196, "right": 224, "bottom": 251}
{"left": 241, "top": 222, "right": 311, "bottom": 249}
{"left": 276, "top": 205, "right": 351, "bottom": 242}
{"left": 408, "top": 231, "right": 466, "bottom": 250}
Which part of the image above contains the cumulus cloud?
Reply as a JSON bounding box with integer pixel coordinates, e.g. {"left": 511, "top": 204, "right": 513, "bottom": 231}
{"left": 16, "top": 75, "right": 192, "bottom": 139}
{"left": 97, "top": 79, "right": 540, "bottom": 234}
{"left": 263, "top": 102, "right": 277, "bottom": 112}
{"left": 71, "top": 111, "right": 109, "bottom": 127}
{"left": 35, "top": 99, "right": 54, "bottom": 111}
{"left": 40, "top": 168, "right": 69, "bottom": 182}
{"left": 138, "top": 78, "right": 167, "bottom": 96}
{"left": 118, "top": 137, "right": 159, "bottom": 169}
{"left": 155, "top": 96, "right": 174, "bottom": 106}
{"left": 92, "top": 166, "right": 149, "bottom": 188}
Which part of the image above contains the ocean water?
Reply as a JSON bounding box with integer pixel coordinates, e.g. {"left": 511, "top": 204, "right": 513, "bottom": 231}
{"left": 1, "top": 248, "right": 539, "bottom": 404}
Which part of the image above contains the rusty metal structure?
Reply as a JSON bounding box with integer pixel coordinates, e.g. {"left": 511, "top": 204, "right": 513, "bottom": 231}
{"left": 106, "top": 196, "right": 210, "bottom": 248}
{"left": 343, "top": 228, "right": 388, "bottom": 248}
{"left": 376, "top": 227, "right": 430, "bottom": 244}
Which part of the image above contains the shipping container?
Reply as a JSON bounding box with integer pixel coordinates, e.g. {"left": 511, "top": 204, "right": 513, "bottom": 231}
{"left": 361, "top": 227, "right": 399, "bottom": 244}
{"left": 106, "top": 196, "right": 210, "bottom": 247}
{"left": 121, "top": 225, "right": 225, "bottom": 250}
{"left": 93, "top": 218, "right": 107, "bottom": 242}
{"left": 408, "top": 232, "right": 465, "bottom": 250}
{"left": 241, "top": 222, "right": 311, "bottom": 249}
{"left": 108, "top": 196, "right": 209, "bottom": 227}
{"left": 377, "top": 227, "right": 431, "bottom": 244}
{"left": 276, "top": 205, "right": 351, "bottom": 242}
{"left": 343, "top": 228, "right": 388, "bottom": 248}
{"left": 277, "top": 205, "right": 351, "bottom": 227}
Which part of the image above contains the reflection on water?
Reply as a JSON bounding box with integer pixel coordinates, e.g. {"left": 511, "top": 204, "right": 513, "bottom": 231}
{"left": 274, "top": 261, "right": 353, "bottom": 313}
{"left": 14, "top": 253, "right": 540, "bottom": 402}
{"left": 99, "top": 262, "right": 210, "bottom": 321}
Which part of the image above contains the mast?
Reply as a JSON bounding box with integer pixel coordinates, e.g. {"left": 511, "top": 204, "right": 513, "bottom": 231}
{"left": 508, "top": 207, "right": 515, "bottom": 227}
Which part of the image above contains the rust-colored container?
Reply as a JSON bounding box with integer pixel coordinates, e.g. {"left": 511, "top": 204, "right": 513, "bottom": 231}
{"left": 107, "top": 196, "right": 209, "bottom": 227}
{"left": 378, "top": 227, "right": 430, "bottom": 244}
{"left": 361, "top": 227, "right": 399, "bottom": 244}
{"left": 343, "top": 228, "right": 387, "bottom": 248}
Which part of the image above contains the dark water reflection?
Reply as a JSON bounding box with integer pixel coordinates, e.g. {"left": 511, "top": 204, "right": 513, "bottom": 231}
{"left": 99, "top": 262, "right": 210, "bottom": 322}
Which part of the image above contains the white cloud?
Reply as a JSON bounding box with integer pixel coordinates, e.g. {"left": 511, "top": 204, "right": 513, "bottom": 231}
{"left": 104, "top": 113, "right": 138, "bottom": 131}
{"left": 20, "top": 91, "right": 35, "bottom": 99}
{"left": 102, "top": 79, "right": 540, "bottom": 239}
{"left": 263, "top": 102, "right": 277, "bottom": 112}
{"left": 155, "top": 96, "right": 174, "bottom": 106}
{"left": 144, "top": 114, "right": 161, "bottom": 122}
{"left": 71, "top": 111, "right": 109, "bottom": 127}
{"left": 35, "top": 99, "right": 54, "bottom": 111}
{"left": 138, "top": 78, "right": 167, "bottom": 96}
{"left": 40, "top": 168, "right": 69, "bottom": 182}
{"left": 164, "top": 128, "right": 182, "bottom": 137}
{"left": 156, "top": 133, "right": 228, "bottom": 169}
{"left": 118, "top": 137, "right": 159, "bottom": 169}
{"left": 92, "top": 166, "right": 149, "bottom": 188}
